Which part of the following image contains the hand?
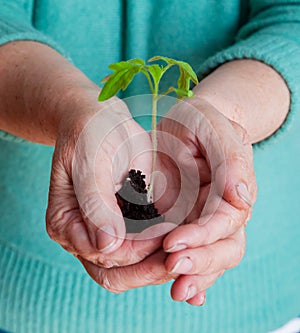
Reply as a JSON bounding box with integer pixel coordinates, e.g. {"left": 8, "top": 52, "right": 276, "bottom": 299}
{"left": 78, "top": 249, "right": 176, "bottom": 294}
{"left": 46, "top": 91, "right": 170, "bottom": 273}
{"left": 76, "top": 97, "right": 256, "bottom": 297}
{"left": 0, "top": 41, "right": 173, "bottom": 292}
{"left": 155, "top": 97, "right": 257, "bottom": 305}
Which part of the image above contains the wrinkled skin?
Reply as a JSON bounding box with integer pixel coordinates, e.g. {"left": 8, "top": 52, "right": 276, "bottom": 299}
{"left": 46, "top": 96, "right": 257, "bottom": 305}
{"left": 155, "top": 98, "right": 257, "bottom": 304}
{"left": 47, "top": 97, "right": 174, "bottom": 267}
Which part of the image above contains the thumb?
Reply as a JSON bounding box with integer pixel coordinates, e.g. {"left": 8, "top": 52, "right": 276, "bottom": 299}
{"left": 71, "top": 119, "right": 126, "bottom": 253}
{"left": 215, "top": 155, "right": 254, "bottom": 210}
{"left": 191, "top": 101, "right": 257, "bottom": 213}
{"left": 70, "top": 103, "right": 138, "bottom": 253}
{"left": 73, "top": 155, "right": 126, "bottom": 253}
{"left": 210, "top": 120, "right": 256, "bottom": 211}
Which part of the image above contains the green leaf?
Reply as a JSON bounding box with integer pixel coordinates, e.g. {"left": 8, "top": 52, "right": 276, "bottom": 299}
{"left": 128, "top": 58, "right": 146, "bottom": 66}
{"left": 148, "top": 55, "right": 198, "bottom": 97}
{"left": 98, "top": 60, "right": 145, "bottom": 101}
{"left": 177, "top": 61, "right": 198, "bottom": 85}
{"left": 98, "top": 66, "right": 141, "bottom": 101}
{"left": 177, "top": 66, "right": 194, "bottom": 92}
{"left": 100, "top": 74, "right": 111, "bottom": 83}
{"left": 146, "top": 64, "right": 163, "bottom": 85}
{"left": 99, "top": 56, "right": 198, "bottom": 102}
{"left": 148, "top": 56, "right": 179, "bottom": 68}
{"left": 108, "top": 61, "right": 133, "bottom": 71}
{"left": 187, "top": 90, "right": 194, "bottom": 97}
{"left": 148, "top": 55, "right": 169, "bottom": 63}
{"left": 174, "top": 88, "right": 194, "bottom": 99}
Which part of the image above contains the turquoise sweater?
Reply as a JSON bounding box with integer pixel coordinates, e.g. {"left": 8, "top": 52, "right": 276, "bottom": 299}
{"left": 0, "top": 1, "right": 300, "bottom": 332}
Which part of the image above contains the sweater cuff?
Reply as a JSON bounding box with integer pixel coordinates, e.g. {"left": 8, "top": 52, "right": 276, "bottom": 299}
{"left": 196, "top": 33, "right": 300, "bottom": 148}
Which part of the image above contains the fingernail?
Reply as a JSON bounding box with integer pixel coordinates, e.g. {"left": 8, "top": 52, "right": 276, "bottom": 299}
{"left": 165, "top": 243, "right": 187, "bottom": 253}
{"left": 236, "top": 183, "right": 252, "bottom": 207}
{"left": 96, "top": 226, "right": 117, "bottom": 252}
{"left": 184, "top": 285, "right": 197, "bottom": 301}
{"left": 171, "top": 257, "right": 193, "bottom": 274}
{"left": 199, "top": 293, "right": 206, "bottom": 306}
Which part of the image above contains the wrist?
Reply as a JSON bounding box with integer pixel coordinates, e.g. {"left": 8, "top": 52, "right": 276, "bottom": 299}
{"left": 55, "top": 86, "right": 100, "bottom": 138}
{"left": 193, "top": 59, "right": 290, "bottom": 144}
{"left": 55, "top": 87, "right": 131, "bottom": 151}
{"left": 26, "top": 69, "right": 100, "bottom": 146}
{"left": 0, "top": 41, "right": 102, "bottom": 145}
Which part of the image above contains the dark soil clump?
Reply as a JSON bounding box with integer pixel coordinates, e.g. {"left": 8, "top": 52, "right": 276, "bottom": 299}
{"left": 116, "top": 169, "right": 164, "bottom": 233}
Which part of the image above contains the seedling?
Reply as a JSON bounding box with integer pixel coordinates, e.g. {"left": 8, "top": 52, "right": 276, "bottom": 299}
{"left": 98, "top": 56, "right": 198, "bottom": 203}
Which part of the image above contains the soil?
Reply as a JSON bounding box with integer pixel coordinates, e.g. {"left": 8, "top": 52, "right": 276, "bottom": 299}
{"left": 116, "top": 169, "right": 164, "bottom": 233}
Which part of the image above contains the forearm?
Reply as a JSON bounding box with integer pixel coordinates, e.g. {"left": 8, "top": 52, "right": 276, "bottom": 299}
{"left": 194, "top": 59, "right": 290, "bottom": 144}
{"left": 0, "top": 41, "right": 99, "bottom": 145}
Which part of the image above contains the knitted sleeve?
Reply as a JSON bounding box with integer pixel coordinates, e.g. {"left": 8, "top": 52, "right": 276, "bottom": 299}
{"left": 197, "top": 0, "right": 300, "bottom": 145}
{"left": 0, "top": 1, "right": 68, "bottom": 143}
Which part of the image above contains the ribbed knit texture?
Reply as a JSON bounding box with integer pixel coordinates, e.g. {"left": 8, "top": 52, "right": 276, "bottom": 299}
{"left": 1, "top": 239, "right": 299, "bottom": 333}
{"left": 0, "top": 1, "right": 300, "bottom": 332}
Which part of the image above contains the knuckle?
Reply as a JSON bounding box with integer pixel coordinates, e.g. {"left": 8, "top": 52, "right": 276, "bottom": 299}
{"left": 45, "top": 220, "right": 56, "bottom": 241}
{"left": 230, "top": 245, "right": 245, "bottom": 268}
{"left": 99, "top": 272, "right": 126, "bottom": 294}
{"left": 238, "top": 226, "right": 247, "bottom": 245}
{"left": 245, "top": 209, "right": 252, "bottom": 225}
{"left": 46, "top": 206, "right": 80, "bottom": 241}
{"left": 138, "top": 262, "right": 159, "bottom": 283}
{"left": 102, "top": 260, "right": 120, "bottom": 269}
{"left": 160, "top": 273, "right": 175, "bottom": 284}
{"left": 218, "top": 269, "right": 225, "bottom": 278}
{"left": 237, "top": 245, "right": 245, "bottom": 264}
{"left": 101, "top": 274, "right": 113, "bottom": 292}
{"left": 197, "top": 223, "right": 210, "bottom": 243}
{"left": 78, "top": 193, "right": 103, "bottom": 222}
{"left": 201, "top": 249, "right": 215, "bottom": 273}
{"left": 232, "top": 121, "right": 250, "bottom": 146}
{"left": 241, "top": 243, "right": 246, "bottom": 258}
{"left": 125, "top": 241, "right": 144, "bottom": 264}
{"left": 60, "top": 243, "right": 74, "bottom": 254}
{"left": 135, "top": 248, "right": 151, "bottom": 262}
{"left": 227, "top": 230, "right": 246, "bottom": 269}
{"left": 225, "top": 218, "right": 236, "bottom": 235}
{"left": 227, "top": 153, "right": 249, "bottom": 169}
{"left": 253, "top": 182, "right": 258, "bottom": 198}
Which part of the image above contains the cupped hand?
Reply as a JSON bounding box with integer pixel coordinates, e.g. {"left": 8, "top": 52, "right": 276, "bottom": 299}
{"left": 74, "top": 97, "right": 257, "bottom": 299}
{"left": 46, "top": 90, "right": 171, "bottom": 274}
{"left": 154, "top": 97, "right": 257, "bottom": 305}
{"left": 46, "top": 90, "right": 257, "bottom": 299}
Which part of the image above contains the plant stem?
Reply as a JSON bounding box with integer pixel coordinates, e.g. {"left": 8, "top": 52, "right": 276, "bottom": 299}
{"left": 157, "top": 86, "right": 175, "bottom": 100}
{"left": 147, "top": 93, "right": 158, "bottom": 202}
{"left": 142, "top": 69, "right": 154, "bottom": 93}
{"left": 146, "top": 64, "right": 176, "bottom": 202}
